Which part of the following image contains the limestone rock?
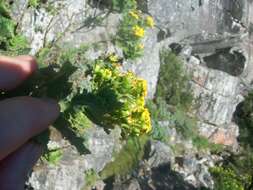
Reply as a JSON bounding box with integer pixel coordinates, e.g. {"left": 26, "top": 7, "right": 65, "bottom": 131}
{"left": 13, "top": 0, "right": 120, "bottom": 54}
{"left": 27, "top": 126, "right": 122, "bottom": 190}
{"left": 147, "top": 0, "right": 248, "bottom": 39}
{"left": 173, "top": 155, "right": 216, "bottom": 188}
{"left": 147, "top": 140, "right": 175, "bottom": 168}
{"left": 187, "top": 61, "right": 242, "bottom": 126}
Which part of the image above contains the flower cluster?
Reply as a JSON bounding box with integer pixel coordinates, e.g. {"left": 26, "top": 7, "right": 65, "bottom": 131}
{"left": 116, "top": 8, "right": 155, "bottom": 60}
{"left": 132, "top": 25, "right": 145, "bottom": 38}
{"left": 90, "top": 54, "right": 152, "bottom": 136}
{"left": 146, "top": 16, "right": 155, "bottom": 28}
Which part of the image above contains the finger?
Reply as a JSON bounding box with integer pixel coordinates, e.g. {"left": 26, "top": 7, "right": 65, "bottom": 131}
{"left": 0, "top": 56, "right": 37, "bottom": 91}
{"left": 0, "top": 142, "right": 42, "bottom": 190}
{"left": 0, "top": 96, "right": 59, "bottom": 160}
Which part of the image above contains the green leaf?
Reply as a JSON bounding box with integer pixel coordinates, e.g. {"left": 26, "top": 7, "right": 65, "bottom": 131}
{"left": 0, "top": 0, "right": 11, "bottom": 18}
{"left": 0, "top": 16, "right": 15, "bottom": 39}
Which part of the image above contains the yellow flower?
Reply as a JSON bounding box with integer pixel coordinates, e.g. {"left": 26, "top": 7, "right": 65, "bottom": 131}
{"left": 129, "top": 10, "right": 139, "bottom": 20}
{"left": 146, "top": 16, "right": 154, "bottom": 28}
{"left": 132, "top": 25, "right": 145, "bottom": 38}
{"left": 127, "top": 116, "right": 134, "bottom": 124}
{"left": 137, "top": 79, "right": 148, "bottom": 97}
{"left": 137, "top": 96, "right": 145, "bottom": 107}
{"left": 101, "top": 68, "right": 112, "bottom": 79}
{"left": 138, "top": 43, "right": 144, "bottom": 50}
{"left": 141, "top": 108, "right": 152, "bottom": 133}
{"left": 126, "top": 71, "right": 135, "bottom": 80}
{"left": 108, "top": 54, "right": 119, "bottom": 63}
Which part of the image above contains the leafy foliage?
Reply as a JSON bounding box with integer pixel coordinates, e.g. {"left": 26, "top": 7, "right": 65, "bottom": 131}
{"left": 116, "top": 9, "right": 154, "bottom": 60}
{"left": 224, "top": 149, "right": 253, "bottom": 182}
{"left": 192, "top": 136, "right": 223, "bottom": 153}
{"left": 0, "top": 1, "right": 29, "bottom": 55}
{"left": 28, "top": 0, "right": 48, "bottom": 8}
{"left": 147, "top": 49, "right": 221, "bottom": 152}
{"left": 99, "top": 135, "right": 148, "bottom": 179}
{"left": 7, "top": 35, "right": 30, "bottom": 53}
{"left": 156, "top": 50, "right": 193, "bottom": 111}
{"left": 234, "top": 91, "right": 253, "bottom": 148}
{"left": 150, "top": 49, "right": 195, "bottom": 140}
{"left": 111, "top": 0, "right": 137, "bottom": 12}
{"left": 28, "top": 0, "right": 40, "bottom": 8}
{"left": 84, "top": 169, "right": 99, "bottom": 189}
{"left": 67, "top": 107, "right": 93, "bottom": 136}
{"left": 210, "top": 166, "right": 251, "bottom": 190}
{"left": 172, "top": 109, "right": 197, "bottom": 139}
{"left": 0, "top": 0, "right": 11, "bottom": 18}
{"left": 146, "top": 99, "right": 172, "bottom": 142}
{"left": 43, "top": 149, "right": 63, "bottom": 165}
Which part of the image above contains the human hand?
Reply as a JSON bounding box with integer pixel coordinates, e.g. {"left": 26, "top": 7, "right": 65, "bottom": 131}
{"left": 0, "top": 56, "right": 60, "bottom": 190}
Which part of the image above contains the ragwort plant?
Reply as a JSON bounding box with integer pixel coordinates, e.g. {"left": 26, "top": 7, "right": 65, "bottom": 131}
{"left": 53, "top": 48, "right": 152, "bottom": 137}
{"left": 116, "top": 9, "right": 154, "bottom": 60}
{"left": 77, "top": 54, "right": 152, "bottom": 136}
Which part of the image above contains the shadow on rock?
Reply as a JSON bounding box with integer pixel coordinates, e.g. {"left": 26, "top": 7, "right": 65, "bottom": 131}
{"left": 138, "top": 163, "right": 197, "bottom": 190}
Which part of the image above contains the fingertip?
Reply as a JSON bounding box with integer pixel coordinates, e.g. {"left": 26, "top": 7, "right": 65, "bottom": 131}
{"left": 0, "top": 55, "right": 38, "bottom": 91}
{"left": 16, "top": 55, "right": 38, "bottom": 74}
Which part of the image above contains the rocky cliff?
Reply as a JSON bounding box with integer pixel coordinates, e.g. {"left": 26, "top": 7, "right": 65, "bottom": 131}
{"left": 8, "top": 0, "right": 253, "bottom": 189}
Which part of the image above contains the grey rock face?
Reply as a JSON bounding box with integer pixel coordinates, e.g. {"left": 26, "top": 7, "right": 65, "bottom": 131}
{"left": 148, "top": 0, "right": 210, "bottom": 36}
{"left": 203, "top": 48, "right": 246, "bottom": 76}
{"left": 114, "top": 140, "right": 216, "bottom": 190}
{"left": 146, "top": 0, "right": 251, "bottom": 148}
{"left": 113, "top": 179, "right": 141, "bottom": 190}
{"left": 13, "top": 0, "right": 120, "bottom": 54}
{"left": 188, "top": 61, "right": 242, "bottom": 126}
{"left": 27, "top": 126, "right": 122, "bottom": 190}
{"left": 173, "top": 154, "right": 216, "bottom": 188}
{"left": 147, "top": 0, "right": 248, "bottom": 37}
{"left": 84, "top": 126, "right": 122, "bottom": 173}
{"left": 147, "top": 141, "right": 174, "bottom": 168}
{"left": 183, "top": 50, "right": 243, "bottom": 147}
{"left": 123, "top": 28, "right": 160, "bottom": 98}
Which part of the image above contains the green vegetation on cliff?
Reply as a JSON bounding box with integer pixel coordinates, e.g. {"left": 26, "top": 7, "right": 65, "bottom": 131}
{"left": 0, "top": 1, "right": 29, "bottom": 55}
{"left": 210, "top": 91, "right": 253, "bottom": 190}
